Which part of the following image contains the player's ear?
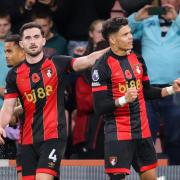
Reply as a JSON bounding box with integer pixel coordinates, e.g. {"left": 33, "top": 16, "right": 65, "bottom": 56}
{"left": 109, "top": 34, "right": 116, "bottom": 45}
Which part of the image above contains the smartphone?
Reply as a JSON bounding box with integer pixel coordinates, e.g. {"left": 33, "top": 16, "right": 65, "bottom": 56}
{"left": 148, "top": 7, "right": 166, "bottom": 15}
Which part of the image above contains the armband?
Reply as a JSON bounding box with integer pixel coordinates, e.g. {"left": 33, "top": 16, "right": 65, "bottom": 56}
{"left": 118, "top": 96, "right": 127, "bottom": 106}
{"left": 166, "top": 86, "right": 175, "bottom": 95}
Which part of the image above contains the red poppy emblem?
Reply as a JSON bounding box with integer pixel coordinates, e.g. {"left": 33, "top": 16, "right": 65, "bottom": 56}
{"left": 125, "top": 70, "right": 132, "bottom": 79}
{"left": 32, "top": 73, "right": 40, "bottom": 83}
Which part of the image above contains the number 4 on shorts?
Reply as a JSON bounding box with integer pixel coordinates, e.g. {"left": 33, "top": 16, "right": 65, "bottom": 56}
{"left": 48, "top": 148, "right": 57, "bottom": 162}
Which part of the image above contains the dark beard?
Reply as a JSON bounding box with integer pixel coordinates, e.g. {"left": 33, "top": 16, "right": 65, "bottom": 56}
{"left": 27, "top": 49, "right": 42, "bottom": 57}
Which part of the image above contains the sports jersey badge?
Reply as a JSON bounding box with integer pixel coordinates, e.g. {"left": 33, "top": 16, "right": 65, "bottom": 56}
{"left": 92, "top": 69, "right": 99, "bottom": 81}
{"left": 46, "top": 68, "right": 52, "bottom": 78}
{"left": 32, "top": 73, "right": 40, "bottom": 83}
{"left": 135, "top": 64, "right": 141, "bottom": 74}
{"left": 109, "top": 156, "right": 117, "bottom": 166}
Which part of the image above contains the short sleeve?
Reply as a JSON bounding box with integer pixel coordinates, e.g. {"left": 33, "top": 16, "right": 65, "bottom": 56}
{"left": 91, "top": 61, "right": 116, "bottom": 115}
{"left": 4, "top": 69, "right": 18, "bottom": 99}
{"left": 91, "top": 62, "right": 109, "bottom": 92}
{"left": 52, "top": 55, "right": 74, "bottom": 73}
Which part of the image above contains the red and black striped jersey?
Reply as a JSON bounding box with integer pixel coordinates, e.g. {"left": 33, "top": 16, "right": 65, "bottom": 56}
{"left": 92, "top": 50, "right": 160, "bottom": 141}
{"left": 4, "top": 55, "right": 75, "bottom": 145}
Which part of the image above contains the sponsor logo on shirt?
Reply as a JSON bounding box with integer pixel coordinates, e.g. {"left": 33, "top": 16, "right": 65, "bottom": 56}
{"left": 118, "top": 79, "right": 142, "bottom": 93}
{"left": 24, "top": 85, "right": 53, "bottom": 103}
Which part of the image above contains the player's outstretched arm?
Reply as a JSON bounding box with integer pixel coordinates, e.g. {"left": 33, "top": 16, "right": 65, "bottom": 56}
{"left": 161, "top": 78, "right": 180, "bottom": 97}
{"left": 72, "top": 47, "right": 109, "bottom": 71}
{"left": 0, "top": 98, "right": 17, "bottom": 144}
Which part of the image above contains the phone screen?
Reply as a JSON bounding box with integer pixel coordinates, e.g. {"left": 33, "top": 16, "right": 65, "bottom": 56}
{"left": 148, "top": 7, "right": 166, "bottom": 15}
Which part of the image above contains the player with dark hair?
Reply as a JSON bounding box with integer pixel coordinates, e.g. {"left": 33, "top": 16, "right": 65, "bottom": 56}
{"left": 0, "top": 22, "right": 107, "bottom": 180}
{"left": 5, "top": 34, "right": 25, "bottom": 67}
{"left": 4, "top": 34, "right": 25, "bottom": 180}
{"left": 92, "top": 17, "right": 180, "bottom": 180}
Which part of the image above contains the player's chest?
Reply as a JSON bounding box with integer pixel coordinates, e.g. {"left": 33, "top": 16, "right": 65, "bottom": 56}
{"left": 16, "top": 62, "right": 58, "bottom": 94}
{"left": 107, "top": 58, "right": 143, "bottom": 93}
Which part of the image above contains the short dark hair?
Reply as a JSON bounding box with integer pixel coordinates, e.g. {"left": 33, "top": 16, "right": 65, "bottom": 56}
{"left": 5, "top": 34, "right": 20, "bottom": 46}
{"left": 0, "top": 10, "right": 11, "bottom": 22}
{"left": 19, "top": 22, "right": 44, "bottom": 38}
{"left": 102, "top": 17, "right": 128, "bottom": 42}
{"left": 31, "top": 8, "right": 52, "bottom": 21}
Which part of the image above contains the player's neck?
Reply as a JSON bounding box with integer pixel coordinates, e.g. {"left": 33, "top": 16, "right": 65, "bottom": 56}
{"left": 26, "top": 51, "right": 44, "bottom": 64}
{"left": 111, "top": 47, "right": 127, "bottom": 56}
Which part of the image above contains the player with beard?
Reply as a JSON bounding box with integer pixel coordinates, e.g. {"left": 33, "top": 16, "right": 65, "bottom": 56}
{"left": 0, "top": 22, "right": 108, "bottom": 180}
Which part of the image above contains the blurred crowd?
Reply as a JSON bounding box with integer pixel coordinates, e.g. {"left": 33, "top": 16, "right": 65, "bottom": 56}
{"left": 0, "top": 0, "right": 180, "bottom": 166}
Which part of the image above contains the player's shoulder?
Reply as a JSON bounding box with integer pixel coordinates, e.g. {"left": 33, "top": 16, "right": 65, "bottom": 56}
{"left": 129, "top": 51, "right": 144, "bottom": 63}
{"left": 7, "top": 60, "right": 26, "bottom": 76}
{"left": 93, "top": 49, "right": 111, "bottom": 69}
{"left": 52, "top": 55, "right": 73, "bottom": 62}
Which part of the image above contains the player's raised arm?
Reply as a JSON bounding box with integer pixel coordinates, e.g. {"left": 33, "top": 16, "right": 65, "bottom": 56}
{"left": 72, "top": 47, "right": 109, "bottom": 71}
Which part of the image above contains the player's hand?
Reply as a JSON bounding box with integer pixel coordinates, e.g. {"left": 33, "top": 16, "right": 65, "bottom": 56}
{"left": 135, "top": 5, "right": 153, "bottom": 21}
{"left": 172, "top": 78, "right": 180, "bottom": 92}
{"left": 0, "top": 127, "right": 6, "bottom": 144}
{"left": 125, "top": 87, "right": 138, "bottom": 103}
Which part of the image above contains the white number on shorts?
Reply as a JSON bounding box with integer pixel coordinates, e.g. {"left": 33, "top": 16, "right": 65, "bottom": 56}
{"left": 48, "top": 148, "right": 57, "bottom": 162}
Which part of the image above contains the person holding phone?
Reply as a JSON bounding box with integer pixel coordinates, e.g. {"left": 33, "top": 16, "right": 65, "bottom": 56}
{"left": 128, "top": 0, "right": 180, "bottom": 165}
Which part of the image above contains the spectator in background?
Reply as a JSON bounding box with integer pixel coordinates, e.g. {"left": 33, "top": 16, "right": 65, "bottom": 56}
{"left": 56, "top": 0, "right": 115, "bottom": 56}
{"left": 0, "top": 11, "right": 11, "bottom": 111}
{"left": 85, "top": 20, "right": 108, "bottom": 54}
{"left": 72, "top": 19, "right": 108, "bottom": 159}
{"left": 6, "top": 0, "right": 59, "bottom": 34}
{"left": 0, "top": 0, "right": 23, "bottom": 33}
{"left": 32, "top": 9, "right": 67, "bottom": 55}
{"left": 119, "top": 0, "right": 152, "bottom": 15}
{"left": 128, "top": 0, "right": 180, "bottom": 164}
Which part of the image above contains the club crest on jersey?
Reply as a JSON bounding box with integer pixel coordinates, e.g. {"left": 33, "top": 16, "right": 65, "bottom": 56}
{"left": 46, "top": 68, "right": 52, "bottom": 78}
{"left": 92, "top": 69, "right": 99, "bottom": 81}
{"left": 32, "top": 73, "right": 40, "bottom": 83}
{"left": 109, "top": 156, "right": 117, "bottom": 166}
{"left": 125, "top": 70, "right": 132, "bottom": 79}
{"left": 135, "top": 64, "right": 141, "bottom": 74}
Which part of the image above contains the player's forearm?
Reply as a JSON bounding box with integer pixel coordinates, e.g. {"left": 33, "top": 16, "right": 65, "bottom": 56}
{"left": 0, "top": 106, "right": 14, "bottom": 128}
{"left": 93, "top": 92, "right": 116, "bottom": 115}
{"left": 73, "top": 48, "right": 109, "bottom": 71}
